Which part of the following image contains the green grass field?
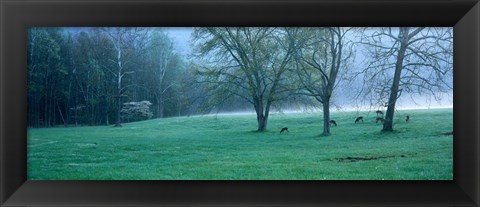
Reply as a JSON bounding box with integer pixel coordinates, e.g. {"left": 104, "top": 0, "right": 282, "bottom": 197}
{"left": 27, "top": 108, "right": 453, "bottom": 180}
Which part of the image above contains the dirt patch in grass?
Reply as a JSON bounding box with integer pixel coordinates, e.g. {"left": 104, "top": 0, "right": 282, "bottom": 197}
{"left": 440, "top": 131, "right": 453, "bottom": 136}
{"left": 336, "top": 155, "right": 406, "bottom": 162}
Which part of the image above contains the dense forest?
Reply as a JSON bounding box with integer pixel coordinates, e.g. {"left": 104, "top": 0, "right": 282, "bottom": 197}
{"left": 27, "top": 27, "right": 453, "bottom": 135}
{"left": 28, "top": 28, "right": 200, "bottom": 128}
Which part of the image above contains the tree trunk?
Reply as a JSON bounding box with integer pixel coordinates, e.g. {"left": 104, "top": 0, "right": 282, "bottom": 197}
{"left": 254, "top": 98, "right": 268, "bottom": 132}
{"left": 106, "top": 112, "right": 109, "bottom": 126}
{"left": 74, "top": 92, "right": 78, "bottom": 127}
{"left": 257, "top": 115, "right": 266, "bottom": 131}
{"left": 254, "top": 99, "right": 271, "bottom": 132}
{"left": 57, "top": 101, "right": 66, "bottom": 127}
{"left": 157, "top": 96, "right": 164, "bottom": 118}
{"left": 383, "top": 29, "right": 408, "bottom": 132}
{"left": 114, "top": 62, "right": 122, "bottom": 127}
{"left": 65, "top": 80, "right": 72, "bottom": 127}
{"left": 113, "top": 38, "right": 123, "bottom": 127}
{"left": 114, "top": 80, "right": 122, "bottom": 127}
{"left": 44, "top": 77, "right": 48, "bottom": 127}
{"left": 256, "top": 109, "right": 266, "bottom": 132}
{"left": 114, "top": 95, "right": 122, "bottom": 127}
{"left": 263, "top": 100, "right": 271, "bottom": 131}
{"left": 322, "top": 100, "right": 331, "bottom": 136}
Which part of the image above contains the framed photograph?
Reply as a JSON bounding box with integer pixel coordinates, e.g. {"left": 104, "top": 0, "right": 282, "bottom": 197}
{"left": 1, "top": 0, "right": 479, "bottom": 206}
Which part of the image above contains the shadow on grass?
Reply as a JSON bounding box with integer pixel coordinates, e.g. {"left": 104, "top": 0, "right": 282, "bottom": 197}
{"left": 336, "top": 154, "right": 407, "bottom": 162}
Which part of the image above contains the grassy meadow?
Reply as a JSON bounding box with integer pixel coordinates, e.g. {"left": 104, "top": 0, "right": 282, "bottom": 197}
{"left": 27, "top": 108, "right": 453, "bottom": 180}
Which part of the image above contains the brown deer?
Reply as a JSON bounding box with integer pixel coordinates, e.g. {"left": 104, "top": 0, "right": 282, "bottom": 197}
{"left": 406, "top": 115, "right": 410, "bottom": 122}
{"left": 280, "top": 127, "right": 289, "bottom": 133}
{"left": 354, "top": 116, "right": 364, "bottom": 123}
{"left": 329, "top": 120, "right": 337, "bottom": 127}
{"left": 375, "top": 110, "right": 383, "bottom": 117}
{"left": 376, "top": 117, "right": 384, "bottom": 123}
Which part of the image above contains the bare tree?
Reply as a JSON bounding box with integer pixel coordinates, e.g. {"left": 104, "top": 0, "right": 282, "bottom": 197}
{"left": 101, "top": 27, "right": 149, "bottom": 127}
{"left": 193, "top": 27, "right": 297, "bottom": 132}
{"left": 293, "top": 27, "right": 353, "bottom": 136}
{"left": 358, "top": 27, "right": 453, "bottom": 131}
{"left": 146, "top": 31, "right": 176, "bottom": 118}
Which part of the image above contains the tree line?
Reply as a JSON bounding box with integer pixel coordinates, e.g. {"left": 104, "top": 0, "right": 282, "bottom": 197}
{"left": 28, "top": 28, "right": 203, "bottom": 128}
{"left": 28, "top": 27, "right": 452, "bottom": 135}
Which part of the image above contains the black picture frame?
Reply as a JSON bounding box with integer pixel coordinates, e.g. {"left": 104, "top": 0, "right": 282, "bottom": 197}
{"left": 1, "top": 0, "right": 479, "bottom": 206}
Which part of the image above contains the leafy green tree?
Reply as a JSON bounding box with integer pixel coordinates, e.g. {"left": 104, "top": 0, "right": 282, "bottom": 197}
{"left": 27, "top": 28, "right": 63, "bottom": 127}
{"left": 193, "top": 27, "right": 298, "bottom": 131}
{"left": 72, "top": 30, "right": 117, "bottom": 126}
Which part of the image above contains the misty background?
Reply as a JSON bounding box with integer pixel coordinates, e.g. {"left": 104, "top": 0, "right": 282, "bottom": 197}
{"left": 166, "top": 27, "right": 452, "bottom": 112}
{"left": 27, "top": 27, "right": 453, "bottom": 129}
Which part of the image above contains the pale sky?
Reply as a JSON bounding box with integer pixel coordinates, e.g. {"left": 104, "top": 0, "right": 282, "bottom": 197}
{"left": 163, "top": 27, "right": 194, "bottom": 56}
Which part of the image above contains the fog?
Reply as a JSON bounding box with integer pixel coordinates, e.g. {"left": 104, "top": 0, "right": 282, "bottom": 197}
{"left": 164, "top": 27, "right": 193, "bottom": 56}
{"left": 165, "top": 27, "right": 453, "bottom": 115}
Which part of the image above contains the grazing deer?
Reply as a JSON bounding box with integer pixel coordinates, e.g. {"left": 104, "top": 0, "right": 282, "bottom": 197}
{"left": 354, "top": 116, "right": 364, "bottom": 123}
{"left": 376, "top": 117, "right": 384, "bottom": 123}
{"left": 280, "top": 127, "right": 289, "bottom": 133}
{"left": 375, "top": 110, "right": 383, "bottom": 117}
{"left": 329, "top": 120, "right": 337, "bottom": 127}
{"left": 406, "top": 115, "right": 410, "bottom": 123}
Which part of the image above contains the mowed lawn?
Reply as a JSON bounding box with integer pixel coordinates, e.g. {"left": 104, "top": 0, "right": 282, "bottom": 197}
{"left": 27, "top": 108, "right": 453, "bottom": 180}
